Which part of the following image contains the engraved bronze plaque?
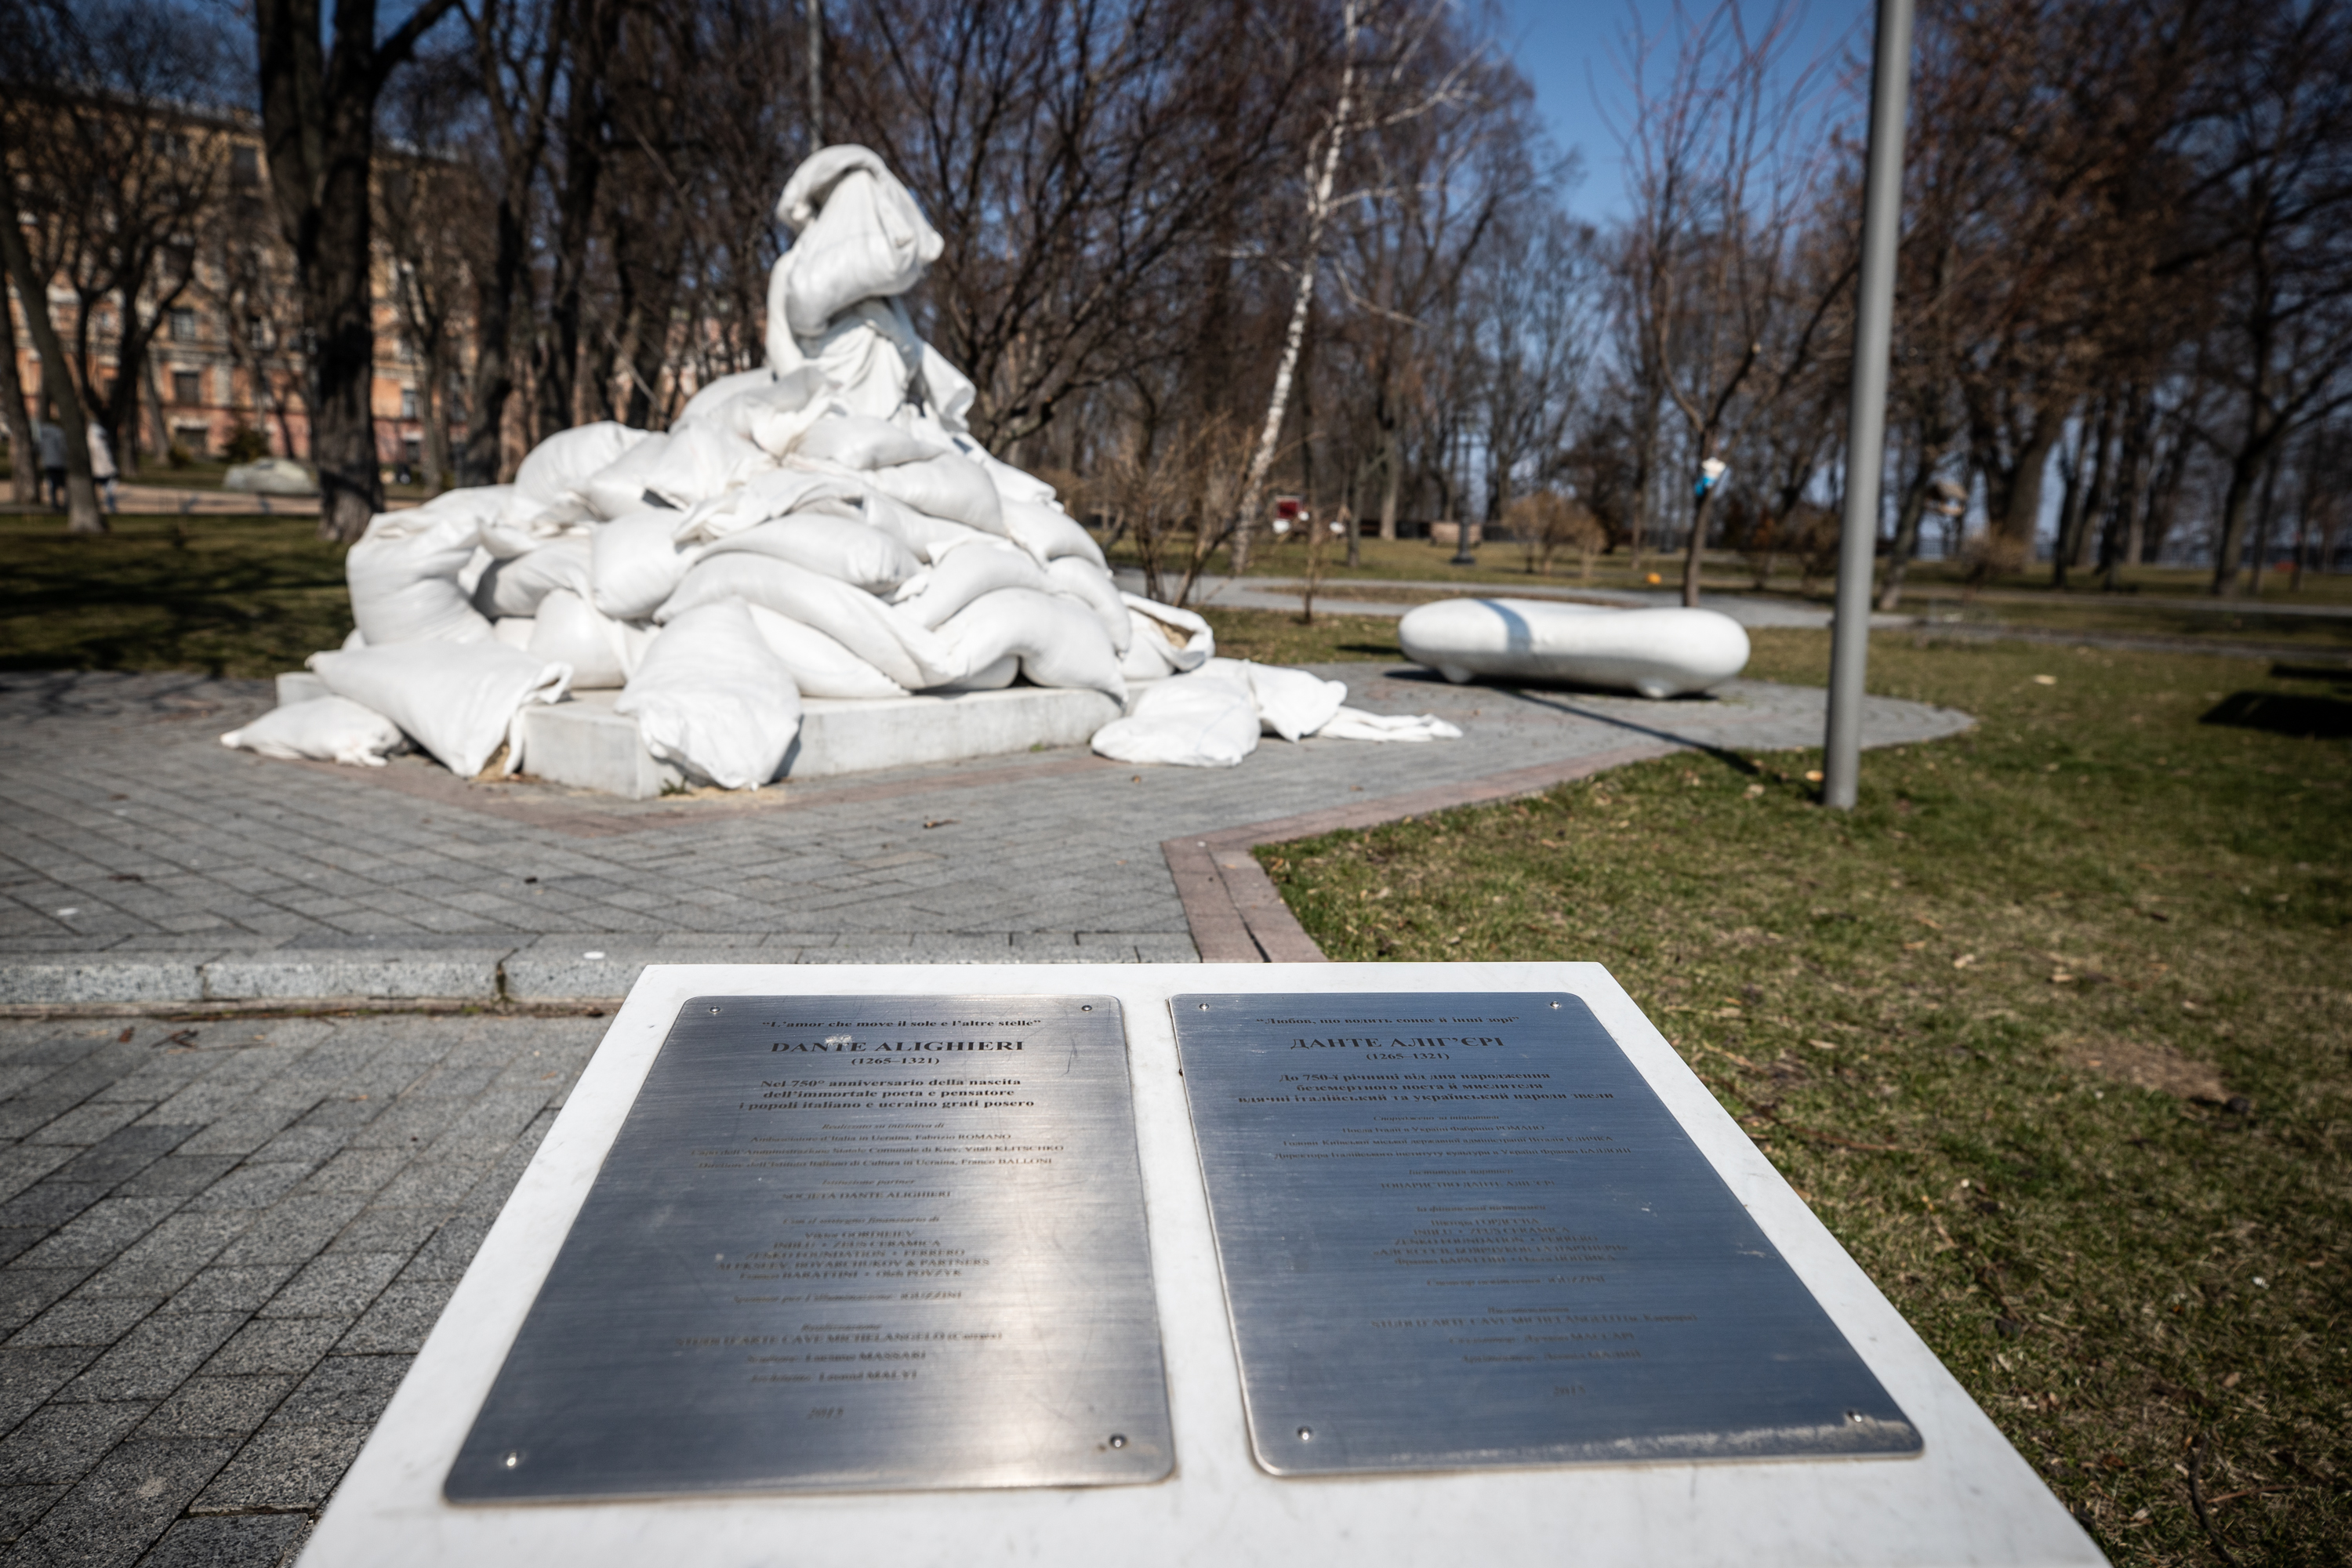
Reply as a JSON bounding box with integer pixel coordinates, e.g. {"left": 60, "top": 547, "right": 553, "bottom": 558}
{"left": 448, "top": 996, "right": 1171, "bottom": 1501}
{"left": 1173, "top": 993, "right": 1921, "bottom": 1475}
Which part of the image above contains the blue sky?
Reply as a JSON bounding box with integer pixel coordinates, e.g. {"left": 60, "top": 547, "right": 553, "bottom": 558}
{"left": 1493, "top": 0, "right": 1873, "bottom": 222}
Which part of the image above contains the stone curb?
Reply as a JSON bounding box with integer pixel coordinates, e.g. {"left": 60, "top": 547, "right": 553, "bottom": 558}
{"left": 0, "top": 933, "right": 1209, "bottom": 1011}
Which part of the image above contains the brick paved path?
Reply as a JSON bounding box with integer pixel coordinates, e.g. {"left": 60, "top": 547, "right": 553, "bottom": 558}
{"left": 0, "top": 666, "right": 1972, "bottom": 1006}
{"left": 0, "top": 1012, "right": 598, "bottom": 1566}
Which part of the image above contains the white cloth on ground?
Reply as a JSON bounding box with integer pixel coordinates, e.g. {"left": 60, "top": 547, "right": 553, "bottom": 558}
{"left": 220, "top": 697, "right": 405, "bottom": 768}
{"left": 1088, "top": 662, "right": 1258, "bottom": 768}
{"left": 308, "top": 641, "right": 570, "bottom": 778}
{"left": 1240, "top": 660, "right": 1347, "bottom": 741}
{"left": 615, "top": 600, "right": 801, "bottom": 790}
{"left": 1315, "top": 707, "right": 1463, "bottom": 742}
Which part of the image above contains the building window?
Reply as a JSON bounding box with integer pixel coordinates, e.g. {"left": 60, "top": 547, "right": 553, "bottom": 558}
{"left": 170, "top": 307, "right": 198, "bottom": 342}
{"left": 400, "top": 387, "right": 419, "bottom": 420}
{"left": 248, "top": 317, "right": 269, "bottom": 350}
{"left": 172, "top": 371, "right": 201, "bottom": 406}
{"left": 231, "top": 145, "right": 260, "bottom": 187}
{"left": 173, "top": 424, "right": 209, "bottom": 458}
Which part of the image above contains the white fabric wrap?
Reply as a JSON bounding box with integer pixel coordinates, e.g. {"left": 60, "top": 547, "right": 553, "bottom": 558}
{"left": 308, "top": 641, "right": 570, "bottom": 779}
{"left": 220, "top": 697, "right": 405, "bottom": 768}
{"left": 615, "top": 600, "right": 802, "bottom": 790}
{"left": 1119, "top": 594, "right": 1214, "bottom": 678}
{"left": 771, "top": 145, "right": 945, "bottom": 339}
{"left": 1089, "top": 663, "right": 1259, "bottom": 768}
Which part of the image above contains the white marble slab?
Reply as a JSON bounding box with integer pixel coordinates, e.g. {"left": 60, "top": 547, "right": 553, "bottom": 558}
{"left": 299, "top": 964, "right": 2105, "bottom": 1568}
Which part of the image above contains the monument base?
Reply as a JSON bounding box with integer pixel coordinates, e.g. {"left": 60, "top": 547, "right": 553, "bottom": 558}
{"left": 275, "top": 673, "right": 1123, "bottom": 796}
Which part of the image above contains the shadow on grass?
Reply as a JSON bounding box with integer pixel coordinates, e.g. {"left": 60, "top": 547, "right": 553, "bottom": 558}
{"left": 2200, "top": 691, "right": 2352, "bottom": 740}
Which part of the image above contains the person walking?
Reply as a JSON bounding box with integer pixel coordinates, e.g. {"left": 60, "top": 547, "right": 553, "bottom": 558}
{"left": 85, "top": 421, "right": 117, "bottom": 512}
{"left": 35, "top": 419, "right": 67, "bottom": 510}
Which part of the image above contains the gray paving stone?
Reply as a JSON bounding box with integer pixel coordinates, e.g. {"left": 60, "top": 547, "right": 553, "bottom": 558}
{"left": 196, "top": 1319, "right": 347, "bottom": 1381}
{"left": 135, "top": 1378, "right": 294, "bottom": 1442}
{"left": 0, "top": 1486, "right": 65, "bottom": 1548}
{"left": 15, "top": 1199, "right": 186, "bottom": 1272}
{"left": 151, "top": 1268, "right": 297, "bottom": 1319}
{"left": 256, "top": 1255, "right": 405, "bottom": 1321}
{"left": 0, "top": 1348, "right": 101, "bottom": 1435}
{"left": 193, "top": 1423, "right": 369, "bottom": 1512}
{"left": 335, "top": 1280, "right": 452, "bottom": 1356}
{"left": 2, "top": 1436, "right": 235, "bottom": 1566}
{"left": 7, "top": 1299, "right": 157, "bottom": 1351}
{"left": 270, "top": 1356, "right": 408, "bottom": 1428}
{"left": 136, "top": 1514, "right": 310, "bottom": 1568}
{"left": 60, "top": 1315, "right": 242, "bottom": 1403}
{"left": 0, "top": 1401, "right": 154, "bottom": 1486}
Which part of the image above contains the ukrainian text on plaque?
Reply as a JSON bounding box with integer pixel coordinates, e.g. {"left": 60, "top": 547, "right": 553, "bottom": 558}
{"left": 448, "top": 995, "right": 1171, "bottom": 1501}
{"left": 1172, "top": 993, "right": 1921, "bottom": 1475}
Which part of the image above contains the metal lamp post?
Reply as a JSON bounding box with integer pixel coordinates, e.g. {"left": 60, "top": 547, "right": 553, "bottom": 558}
{"left": 1820, "top": 0, "right": 1916, "bottom": 810}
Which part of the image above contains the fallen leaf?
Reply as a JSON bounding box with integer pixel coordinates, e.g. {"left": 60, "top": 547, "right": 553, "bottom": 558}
{"left": 1804, "top": 770, "right": 1824, "bottom": 783}
{"left": 1954, "top": 953, "right": 1977, "bottom": 969}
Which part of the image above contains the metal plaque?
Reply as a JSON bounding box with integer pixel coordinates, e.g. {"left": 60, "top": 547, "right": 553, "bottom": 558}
{"left": 1172, "top": 993, "right": 1922, "bottom": 1475}
{"left": 448, "top": 995, "right": 1172, "bottom": 1501}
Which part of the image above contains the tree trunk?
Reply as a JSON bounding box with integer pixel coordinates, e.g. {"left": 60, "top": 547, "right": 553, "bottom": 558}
{"left": 2210, "top": 413, "right": 2285, "bottom": 596}
{"left": 1875, "top": 443, "right": 1940, "bottom": 612}
{"left": 1680, "top": 473, "right": 1718, "bottom": 607}
{"left": 0, "top": 281, "right": 35, "bottom": 505}
{"left": 256, "top": 0, "right": 459, "bottom": 540}
{"left": 2245, "top": 441, "right": 2284, "bottom": 597}
{"left": 1377, "top": 423, "right": 1401, "bottom": 541}
{"left": 463, "top": 197, "right": 528, "bottom": 485}
{"left": 1231, "top": 0, "right": 1358, "bottom": 576}
{"left": 1991, "top": 408, "right": 2061, "bottom": 572}
{"left": 0, "top": 205, "right": 103, "bottom": 532}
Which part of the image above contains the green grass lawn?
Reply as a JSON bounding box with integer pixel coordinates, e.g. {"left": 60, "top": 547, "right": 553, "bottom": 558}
{"left": 1260, "top": 631, "right": 2350, "bottom": 1566}
{"left": 0, "top": 512, "right": 352, "bottom": 679}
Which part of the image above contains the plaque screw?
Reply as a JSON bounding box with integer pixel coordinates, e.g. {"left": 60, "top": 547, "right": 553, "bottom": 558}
{"left": 710, "top": 1007, "right": 720, "bottom": 1014}
{"left": 1108, "top": 1434, "right": 1127, "bottom": 1449}
{"left": 503, "top": 1451, "right": 521, "bottom": 1468}
{"left": 1550, "top": 1001, "right": 1561, "bottom": 1008}
{"left": 1845, "top": 1410, "right": 1864, "bottom": 1425}
{"left": 1082, "top": 1005, "right": 1092, "bottom": 1011}
{"left": 1296, "top": 1427, "right": 1313, "bottom": 1442}
{"left": 1199, "top": 1003, "right": 1209, "bottom": 1011}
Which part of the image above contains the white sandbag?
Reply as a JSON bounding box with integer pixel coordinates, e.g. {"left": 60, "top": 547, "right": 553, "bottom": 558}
{"left": 865, "top": 448, "right": 1004, "bottom": 535}
{"left": 1397, "top": 598, "right": 1750, "bottom": 699}
{"left": 940, "top": 653, "right": 1019, "bottom": 691}
{"left": 1088, "top": 662, "right": 1258, "bottom": 768}
{"left": 659, "top": 554, "right": 963, "bottom": 690}
{"left": 492, "top": 617, "right": 535, "bottom": 650}
{"left": 901, "top": 323, "right": 977, "bottom": 434}
{"left": 703, "top": 515, "right": 920, "bottom": 595}
{"left": 615, "top": 601, "right": 801, "bottom": 791}
{"left": 479, "top": 491, "right": 594, "bottom": 561}
{"left": 340, "top": 627, "right": 365, "bottom": 650}
{"left": 934, "top": 589, "right": 1125, "bottom": 702}
{"left": 638, "top": 421, "right": 775, "bottom": 510}
{"left": 1044, "top": 555, "right": 1132, "bottom": 655}
{"left": 1315, "top": 707, "right": 1463, "bottom": 742}
{"left": 793, "top": 409, "right": 940, "bottom": 470}
{"left": 1240, "top": 660, "right": 1347, "bottom": 742}
{"left": 1122, "top": 594, "right": 1214, "bottom": 674}
{"left": 964, "top": 441, "right": 1062, "bottom": 510}
{"left": 706, "top": 369, "right": 833, "bottom": 456}
{"left": 220, "top": 696, "right": 405, "bottom": 768}
{"left": 673, "top": 466, "right": 869, "bottom": 543}
{"left": 677, "top": 367, "right": 776, "bottom": 426}
{"left": 580, "top": 433, "right": 672, "bottom": 520}
{"left": 528, "top": 589, "right": 653, "bottom": 689}
{"left": 456, "top": 545, "right": 493, "bottom": 598}
{"left": 1000, "top": 496, "right": 1104, "bottom": 568}
{"left": 309, "top": 641, "right": 570, "bottom": 779}
{"left": 773, "top": 147, "right": 945, "bottom": 337}
{"left": 592, "top": 511, "right": 707, "bottom": 620}
{"left": 347, "top": 498, "right": 495, "bottom": 646}
{"left": 880, "top": 499, "right": 985, "bottom": 561}
{"left": 895, "top": 539, "right": 1048, "bottom": 628}
{"left": 515, "top": 422, "right": 651, "bottom": 510}
{"left": 471, "top": 536, "right": 594, "bottom": 619}
{"left": 745, "top": 603, "right": 909, "bottom": 699}
{"left": 788, "top": 304, "right": 917, "bottom": 420}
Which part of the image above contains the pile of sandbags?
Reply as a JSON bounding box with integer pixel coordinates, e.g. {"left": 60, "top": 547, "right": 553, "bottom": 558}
{"left": 226, "top": 145, "right": 1458, "bottom": 789}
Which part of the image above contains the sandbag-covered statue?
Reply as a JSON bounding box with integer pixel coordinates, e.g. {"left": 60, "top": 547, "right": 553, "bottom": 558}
{"left": 228, "top": 147, "right": 1457, "bottom": 786}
